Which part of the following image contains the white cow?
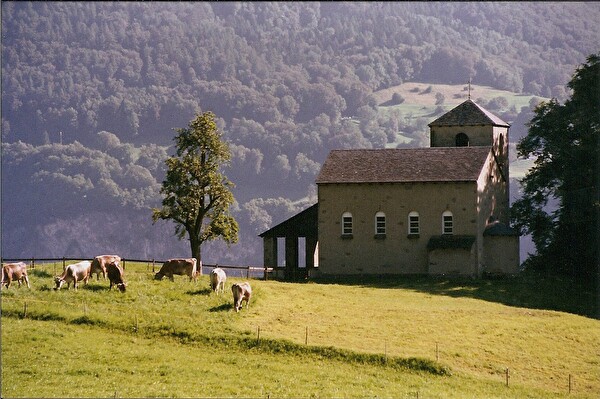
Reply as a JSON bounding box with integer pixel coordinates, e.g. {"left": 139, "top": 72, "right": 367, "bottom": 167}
{"left": 54, "top": 261, "right": 91, "bottom": 290}
{"left": 210, "top": 267, "right": 227, "bottom": 294}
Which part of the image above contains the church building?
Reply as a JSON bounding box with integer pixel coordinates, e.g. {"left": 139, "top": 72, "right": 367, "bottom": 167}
{"left": 260, "top": 99, "right": 520, "bottom": 278}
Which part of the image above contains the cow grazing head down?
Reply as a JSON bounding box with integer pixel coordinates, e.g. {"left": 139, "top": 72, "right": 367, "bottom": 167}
{"left": 107, "top": 261, "right": 127, "bottom": 292}
{"left": 231, "top": 282, "right": 252, "bottom": 312}
{"left": 154, "top": 258, "right": 198, "bottom": 282}
{"left": 54, "top": 261, "right": 91, "bottom": 291}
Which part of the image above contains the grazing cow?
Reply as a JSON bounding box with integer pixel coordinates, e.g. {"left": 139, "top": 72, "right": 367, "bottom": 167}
{"left": 91, "top": 254, "right": 121, "bottom": 280}
{"left": 231, "top": 282, "right": 252, "bottom": 312}
{"left": 54, "top": 260, "right": 91, "bottom": 291}
{"left": 1, "top": 262, "right": 30, "bottom": 289}
{"left": 210, "top": 267, "right": 227, "bottom": 294}
{"left": 154, "top": 258, "right": 198, "bottom": 282}
{"left": 106, "top": 261, "right": 126, "bottom": 292}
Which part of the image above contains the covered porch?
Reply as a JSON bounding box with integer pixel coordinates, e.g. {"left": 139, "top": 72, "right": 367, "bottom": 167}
{"left": 259, "top": 203, "right": 318, "bottom": 280}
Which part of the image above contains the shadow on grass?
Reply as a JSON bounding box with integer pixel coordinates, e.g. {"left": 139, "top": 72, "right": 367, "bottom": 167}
{"left": 83, "top": 284, "right": 109, "bottom": 292}
{"left": 311, "top": 271, "right": 597, "bottom": 318}
{"left": 186, "top": 288, "right": 212, "bottom": 296}
{"left": 31, "top": 269, "right": 53, "bottom": 278}
{"left": 209, "top": 303, "right": 232, "bottom": 313}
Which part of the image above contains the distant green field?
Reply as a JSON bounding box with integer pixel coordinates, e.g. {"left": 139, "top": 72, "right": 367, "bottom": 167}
{"left": 2, "top": 262, "right": 598, "bottom": 398}
{"left": 374, "top": 82, "right": 544, "bottom": 116}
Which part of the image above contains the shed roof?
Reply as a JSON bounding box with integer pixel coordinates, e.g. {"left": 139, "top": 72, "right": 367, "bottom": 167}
{"left": 428, "top": 99, "right": 509, "bottom": 127}
{"left": 316, "top": 146, "right": 491, "bottom": 184}
{"left": 259, "top": 203, "right": 318, "bottom": 238}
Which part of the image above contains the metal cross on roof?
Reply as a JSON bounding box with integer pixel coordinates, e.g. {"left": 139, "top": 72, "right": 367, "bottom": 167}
{"left": 468, "top": 77, "right": 472, "bottom": 100}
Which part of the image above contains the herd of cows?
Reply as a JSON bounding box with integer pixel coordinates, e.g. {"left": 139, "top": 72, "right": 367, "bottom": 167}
{"left": 1, "top": 255, "right": 253, "bottom": 312}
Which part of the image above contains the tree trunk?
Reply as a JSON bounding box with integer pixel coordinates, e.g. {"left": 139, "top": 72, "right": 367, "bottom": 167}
{"left": 189, "top": 235, "right": 202, "bottom": 276}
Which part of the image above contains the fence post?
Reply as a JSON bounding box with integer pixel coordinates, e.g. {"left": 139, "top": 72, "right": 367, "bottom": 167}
{"left": 505, "top": 368, "right": 509, "bottom": 387}
{"left": 569, "top": 374, "right": 572, "bottom": 393}
{"left": 305, "top": 326, "right": 309, "bottom": 345}
{"left": 31, "top": 257, "right": 35, "bottom": 269}
{"left": 436, "top": 342, "right": 439, "bottom": 361}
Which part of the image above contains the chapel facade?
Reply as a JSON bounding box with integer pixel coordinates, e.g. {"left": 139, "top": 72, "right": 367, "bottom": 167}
{"left": 260, "top": 99, "right": 520, "bottom": 278}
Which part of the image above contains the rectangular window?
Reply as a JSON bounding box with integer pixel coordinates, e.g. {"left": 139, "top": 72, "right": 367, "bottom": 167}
{"left": 342, "top": 216, "right": 353, "bottom": 235}
{"left": 443, "top": 215, "right": 453, "bottom": 234}
{"left": 376, "top": 215, "right": 386, "bottom": 235}
{"left": 409, "top": 215, "right": 420, "bottom": 235}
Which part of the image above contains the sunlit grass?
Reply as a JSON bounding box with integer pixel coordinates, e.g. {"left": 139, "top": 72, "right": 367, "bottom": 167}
{"left": 2, "top": 262, "right": 598, "bottom": 398}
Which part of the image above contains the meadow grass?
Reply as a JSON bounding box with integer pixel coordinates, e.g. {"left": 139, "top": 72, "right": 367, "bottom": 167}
{"left": 1, "top": 262, "right": 598, "bottom": 398}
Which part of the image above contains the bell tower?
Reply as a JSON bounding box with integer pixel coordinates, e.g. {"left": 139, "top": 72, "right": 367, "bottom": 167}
{"left": 428, "top": 99, "right": 511, "bottom": 224}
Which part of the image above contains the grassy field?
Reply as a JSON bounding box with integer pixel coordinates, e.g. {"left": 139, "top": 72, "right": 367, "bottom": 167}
{"left": 2, "top": 261, "right": 598, "bottom": 398}
{"left": 373, "top": 82, "right": 544, "bottom": 115}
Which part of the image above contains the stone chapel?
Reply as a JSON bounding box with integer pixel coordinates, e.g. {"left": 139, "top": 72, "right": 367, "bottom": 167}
{"left": 260, "top": 99, "right": 520, "bottom": 279}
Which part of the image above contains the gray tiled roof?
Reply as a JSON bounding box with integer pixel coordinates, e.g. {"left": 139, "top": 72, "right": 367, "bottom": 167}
{"left": 428, "top": 100, "right": 509, "bottom": 127}
{"left": 316, "top": 147, "right": 491, "bottom": 184}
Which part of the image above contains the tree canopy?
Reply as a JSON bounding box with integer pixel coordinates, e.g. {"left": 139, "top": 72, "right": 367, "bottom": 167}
{"left": 152, "top": 112, "right": 239, "bottom": 263}
{"left": 511, "top": 53, "right": 599, "bottom": 281}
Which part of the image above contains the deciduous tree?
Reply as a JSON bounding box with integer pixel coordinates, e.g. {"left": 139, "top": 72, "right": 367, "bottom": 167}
{"left": 511, "top": 54, "right": 599, "bottom": 283}
{"left": 152, "top": 111, "right": 238, "bottom": 266}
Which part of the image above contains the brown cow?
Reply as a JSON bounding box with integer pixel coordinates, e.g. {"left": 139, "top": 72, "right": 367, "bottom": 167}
{"left": 91, "top": 254, "right": 121, "bottom": 280}
{"left": 231, "top": 282, "right": 252, "bottom": 312}
{"left": 1, "top": 262, "right": 30, "bottom": 289}
{"left": 106, "top": 261, "right": 126, "bottom": 292}
{"left": 154, "top": 258, "right": 198, "bottom": 282}
{"left": 54, "top": 260, "right": 91, "bottom": 290}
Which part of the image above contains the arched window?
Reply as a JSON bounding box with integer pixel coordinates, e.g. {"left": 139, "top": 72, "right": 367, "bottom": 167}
{"left": 375, "top": 211, "right": 386, "bottom": 235}
{"left": 408, "top": 211, "right": 420, "bottom": 235}
{"left": 342, "top": 212, "right": 353, "bottom": 236}
{"left": 442, "top": 210, "right": 453, "bottom": 234}
{"left": 455, "top": 133, "right": 470, "bottom": 147}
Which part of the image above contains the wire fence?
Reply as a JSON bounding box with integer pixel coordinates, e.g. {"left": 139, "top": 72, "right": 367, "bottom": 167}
{"left": 1, "top": 257, "right": 277, "bottom": 280}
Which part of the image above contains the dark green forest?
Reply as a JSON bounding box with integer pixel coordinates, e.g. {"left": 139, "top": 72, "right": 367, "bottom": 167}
{"left": 2, "top": 2, "right": 599, "bottom": 263}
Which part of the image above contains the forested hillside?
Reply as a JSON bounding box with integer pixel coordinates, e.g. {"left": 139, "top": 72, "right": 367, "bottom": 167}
{"left": 2, "top": 2, "right": 599, "bottom": 263}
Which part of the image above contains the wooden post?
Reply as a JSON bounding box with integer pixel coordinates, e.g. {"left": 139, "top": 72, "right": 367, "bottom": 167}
{"left": 23, "top": 302, "right": 28, "bottom": 319}
{"left": 505, "top": 368, "right": 509, "bottom": 387}
{"left": 436, "top": 342, "right": 439, "bottom": 361}
{"left": 257, "top": 326, "right": 261, "bottom": 343}
{"left": 305, "top": 326, "right": 309, "bottom": 345}
{"left": 152, "top": 259, "right": 155, "bottom": 273}
{"left": 569, "top": 374, "right": 572, "bottom": 393}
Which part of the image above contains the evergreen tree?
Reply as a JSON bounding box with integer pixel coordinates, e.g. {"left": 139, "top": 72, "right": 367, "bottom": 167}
{"left": 511, "top": 54, "right": 599, "bottom": 283}
{"left": 152, "top": 112, "right": 239, "bottom": 268}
